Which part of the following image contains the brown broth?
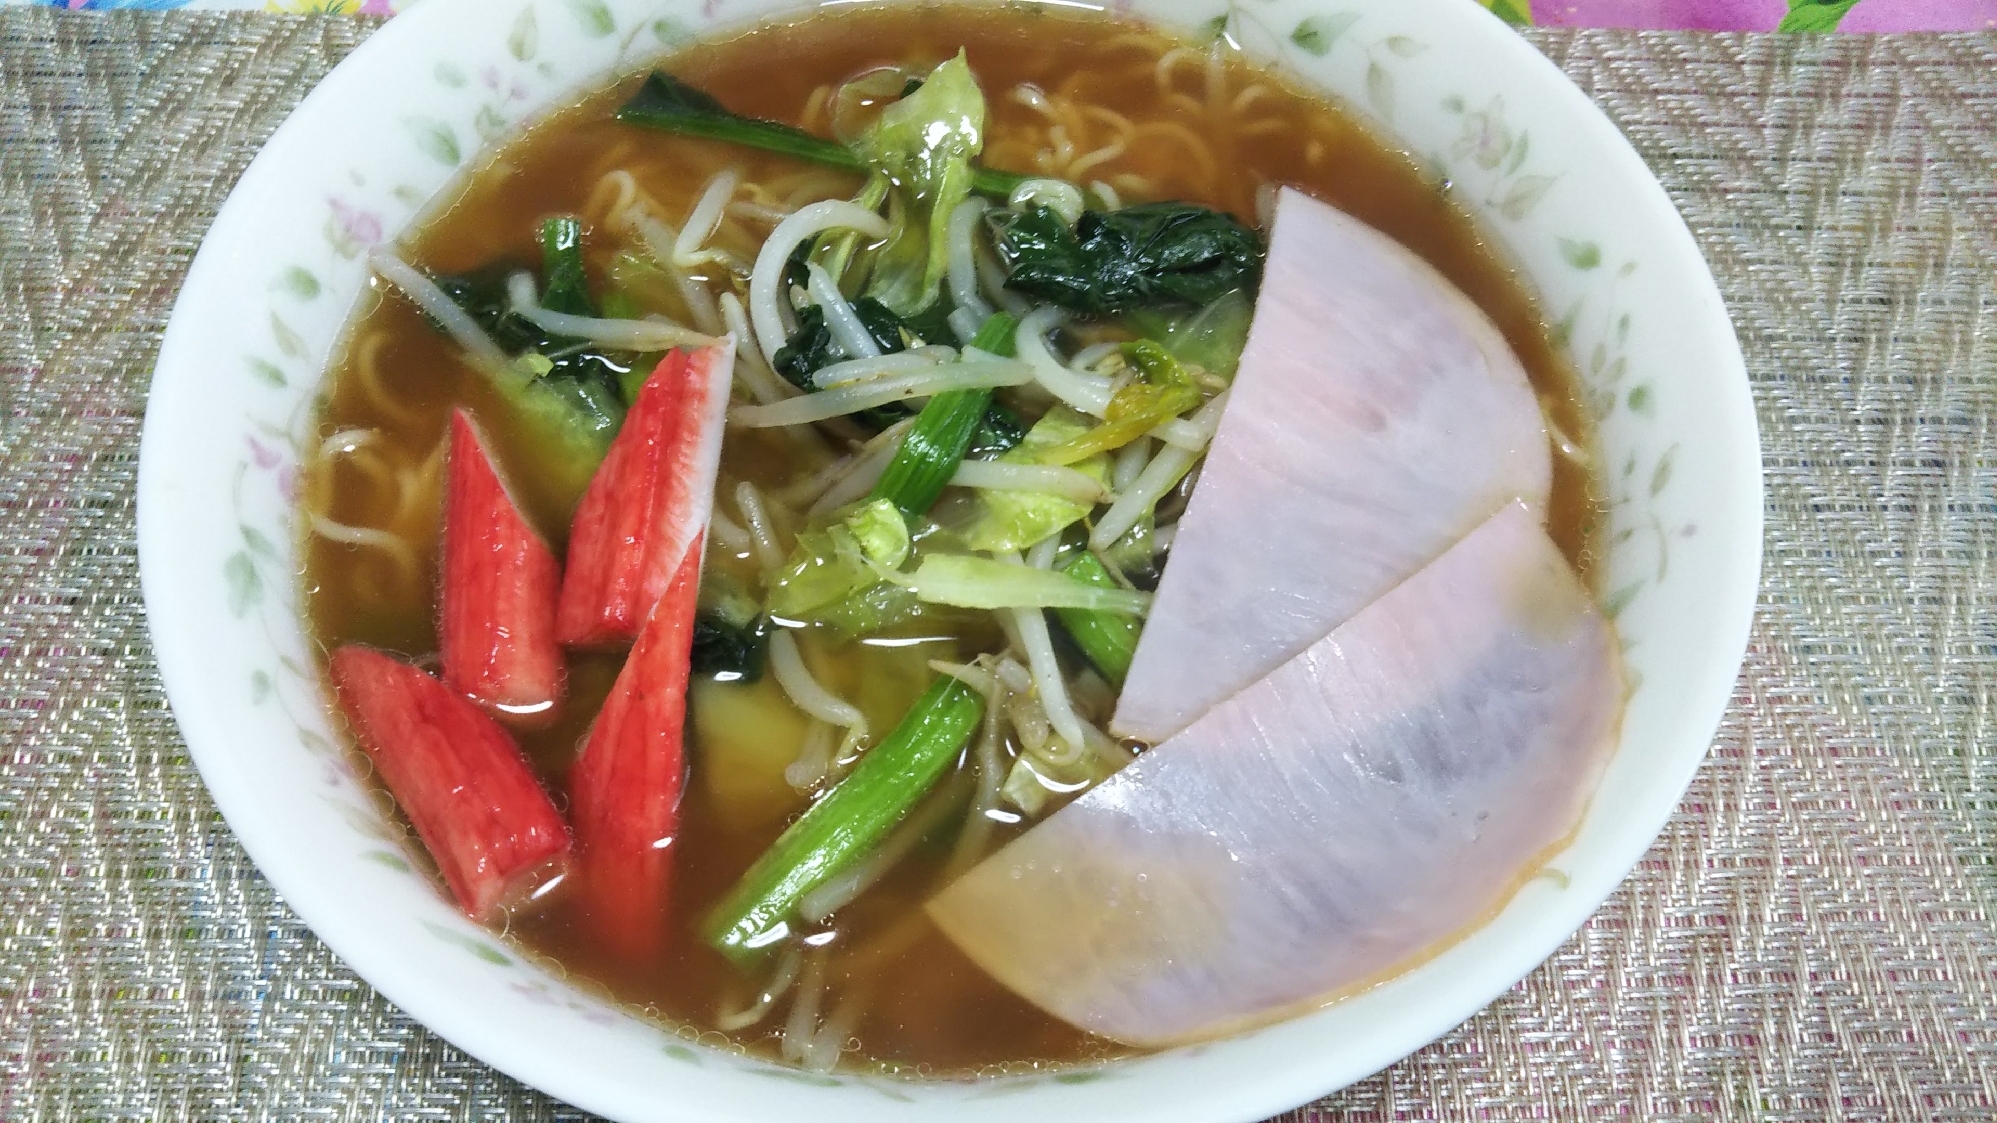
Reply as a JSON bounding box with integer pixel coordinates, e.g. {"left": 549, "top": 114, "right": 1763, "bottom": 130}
{"left": 302, "top": 0, "right": 1601, "bottom": 1076}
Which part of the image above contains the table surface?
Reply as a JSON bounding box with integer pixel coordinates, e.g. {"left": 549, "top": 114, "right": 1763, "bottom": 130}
{"left": 3, "top": 10, "right": 1997, "bottom": 1122}
{"left": 4, "top": 0, "right": 1997, "bottom": 33}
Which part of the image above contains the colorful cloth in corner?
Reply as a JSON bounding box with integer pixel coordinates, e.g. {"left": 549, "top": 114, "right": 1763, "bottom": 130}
{"left": 6, "top": 0, "right": 1993, "bottom": 31}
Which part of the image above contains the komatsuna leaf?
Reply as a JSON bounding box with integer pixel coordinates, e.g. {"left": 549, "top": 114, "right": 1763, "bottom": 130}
{"left": 616, "top": 71, "right": 1027, "bottom": 198}
{"left": 992, "top": 203, "right": 1264, "bottom": 315}
{"left": 769, "top": 298, "right": 920, "bottom": 431}
{"left": 426, "top": 263, "right": 632, "bottom": 498}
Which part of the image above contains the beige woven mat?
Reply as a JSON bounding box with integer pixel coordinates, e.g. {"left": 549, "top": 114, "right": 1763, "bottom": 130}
{"left": 3, "top": 10, "right": 1996, "bottom": 1120}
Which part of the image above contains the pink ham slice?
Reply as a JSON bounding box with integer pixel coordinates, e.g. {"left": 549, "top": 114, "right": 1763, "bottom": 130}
{"left": 1111, "top": 187, "right": 1552, "bottom": 744}
{"left": 927, "top": 502, "right": 1623, "bottom": 1046}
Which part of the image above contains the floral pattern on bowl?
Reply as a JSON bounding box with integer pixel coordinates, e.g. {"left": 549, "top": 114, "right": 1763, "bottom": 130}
{"left": 138, "top": 0, "right": 1761, "bottom": 1119}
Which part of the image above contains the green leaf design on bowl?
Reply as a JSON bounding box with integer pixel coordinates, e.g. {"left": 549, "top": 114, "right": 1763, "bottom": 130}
{"left": 1290, "top": 12, "right": 1359, "bottom": 55}
{"left": 405, "top": 117, "right": 463, "bottom": 166}
{"left": 422, "top": 919, "right": 513, "bottom": 966}
{"left": 566, "top": 0, "right": 617, "bottom": 37}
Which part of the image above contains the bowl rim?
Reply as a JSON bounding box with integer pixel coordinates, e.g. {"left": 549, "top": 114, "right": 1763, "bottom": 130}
{"left": 137, "top": 0, "right": 1763, "bottom": 1119}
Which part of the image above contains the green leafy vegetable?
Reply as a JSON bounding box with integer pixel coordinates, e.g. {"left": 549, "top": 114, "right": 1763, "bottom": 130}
{"left": 703, "top": 675, "right": 984, "bottom": 963}
{"left": 1034, "top": 340, "right": 1203, "bottom": 465}
{"left": 992, "top": 202, "right": 1265, "bottom": 314}
{"left": 765, "top": 514, "right": 977, "bottom": 639}
{"left": 1052, "top": 551, "right": 1142, "bottom": 686}
{"left": 762, "top": 505, "right": 915, "bottom": 623}
{"left": 850, "top": 52, "right": 984, "bottom": 318}
{"left": 765, "top": 526, "right": 882, "bottom": 621}
{"left": 1096, "top": 513, "right": 1158, "bottom": 584}
{"left": 961, "top": 407, "right": 1111, "bottom": 553}
{"left": 869, "top": 311, "right": 1019, "bottom": 518}
{"left": 691, "top": 573, "right": 769, "bottom": 683}
{"left": 429, "top": 263, "right": 634, "bottom": 495}
{"left": 771, "top": 299, "right": 912, "bottom": 388}
{"left": 770, "top": 299, "right": 921, "bottom": 430}
{"left": 963, "top": 309, "right": 1019, "bottom": 357}
{"left": 967, "top": 401, "right": 1027, "bottom": 458}
{"left": 691, "top": 609, "right": 769, "bottom": 683}
{"left": 843, "top": 498, "right": 912, "bottom": 570}
{"left": 618, "top": 71, "right": 863, "bottom": 174}
{"left": 905, "top": 554, "right": 1152, "bottom": 614}
{"left": 538, "top": 215, "right": 594, "bottom": 317}
{"left": 870, "top": 390, "right": 992, "bottom": 518}
{"left": 616, "top": 71, "right": 1028, "bottom": 199}
{"left": 432, "top": 265, "right": 630, "bottom": 422}
{"left": 1126, "top": 288, "right": 1254, "bottom": 383}
{"left": 805, "top": 579, "right": 927, "bottom": 639}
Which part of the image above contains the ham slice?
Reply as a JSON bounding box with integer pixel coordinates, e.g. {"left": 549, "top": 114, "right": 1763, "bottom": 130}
{"left": 929, "top": 502, "right": 1622, "bottom": 1046}
{"left": 1112, "top": 187, "right": 1551, "bottom": 743}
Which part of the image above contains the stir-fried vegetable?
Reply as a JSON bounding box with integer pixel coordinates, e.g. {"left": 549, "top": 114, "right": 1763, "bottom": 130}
{"left": 1052, "top": 551, "right": 1142, "bottom": 686}
{"left": 1035, "top": 341, "right": 1203, "bottom": 465}
{"left": 703, "top": 675, "right": 984, "bottom": 964}
{"left": 766, "top": 499, "right": 920, "bottom": 628}
{"left": 772, "top": 298, "right": 920, "bottom": 430}
{"left": 359, "top": 45, "right": 1274, "bottom": 1022}
{"left": 961, "top": 408, "right": 1112, "bottom": 552}
{"left": 906, "top": 554, "right": 1152, "bottom": 614}
{"left": 991, "top": 202, "right": 1265, "bottom": 314}
{"left": 616, "top": 71, "right": 1028, "bottom": 199}
{"left": 414, "top": 227, "right": 647, "bottom": 497}
{"left": 870, "top": 311, "right": 1019, "bottom": 517}
{"left": 538, "top": 215, "right": 595, "bottom": 317}
{"left": 759, "top": 54, "right": 991, "bottom": 418}
{"left": 849, "top": 53, "right": 984, "bottom": 318}
{"left": 1128, "top": 288, "right": 1254, "bottom": 383}
{"left": 691, "top": 574, "right": 771, "bottom": 683}
{"left": 772, "top": 300, "right": 913, "bottom": 390}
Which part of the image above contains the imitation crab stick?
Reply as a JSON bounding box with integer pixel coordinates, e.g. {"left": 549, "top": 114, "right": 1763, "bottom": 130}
{"left": 568, "top": 541, "right": 703, "bottom": 962}
{"left": 556, "top": 338, "right": 735, "bottom": 648}
{"left": 439, "top": 410, "right": 565, "bottom": 726}
{"left": 329, "top": 646, "right": 572, "bottom": 922}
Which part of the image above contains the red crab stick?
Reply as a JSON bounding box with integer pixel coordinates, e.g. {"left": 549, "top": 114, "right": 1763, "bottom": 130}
{"left": 568, "top": 541, "right": 702, "bottom": 962}
{"left": 556, "top": 339, "right": 734, "bottom": 648}
{"left": 440, "top": 410, "right": 565, "bottom": 726}
{"left": 330, "top": 646, "right": 573, "bottom": 922}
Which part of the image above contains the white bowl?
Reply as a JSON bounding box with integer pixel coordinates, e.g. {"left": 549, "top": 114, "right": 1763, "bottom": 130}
{"left": 137, "top": 0, "right": 1761, "bottom": 1119}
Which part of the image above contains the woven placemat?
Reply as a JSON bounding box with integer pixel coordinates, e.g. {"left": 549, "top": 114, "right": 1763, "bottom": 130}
{"left": 4, "top": 11, "right": 1996, "bottom": 1121}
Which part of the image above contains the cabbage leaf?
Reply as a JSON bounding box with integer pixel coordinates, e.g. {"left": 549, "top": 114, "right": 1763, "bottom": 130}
{"left": 851, "top": 52, "right": 986, "bottom": 318}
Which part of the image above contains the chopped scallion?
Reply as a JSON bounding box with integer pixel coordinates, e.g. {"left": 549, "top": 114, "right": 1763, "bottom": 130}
{"left": 869, "top": 312, "right": 1019, "bottom": 517}
{"left": 702, "top": 676, "right": 984, "bottom": 963}
{"left": 538, "top": 216, "right": 594, "bottom": 317}
{"left": 1053, "top": 551, "right": 1142, "bottom": 686}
